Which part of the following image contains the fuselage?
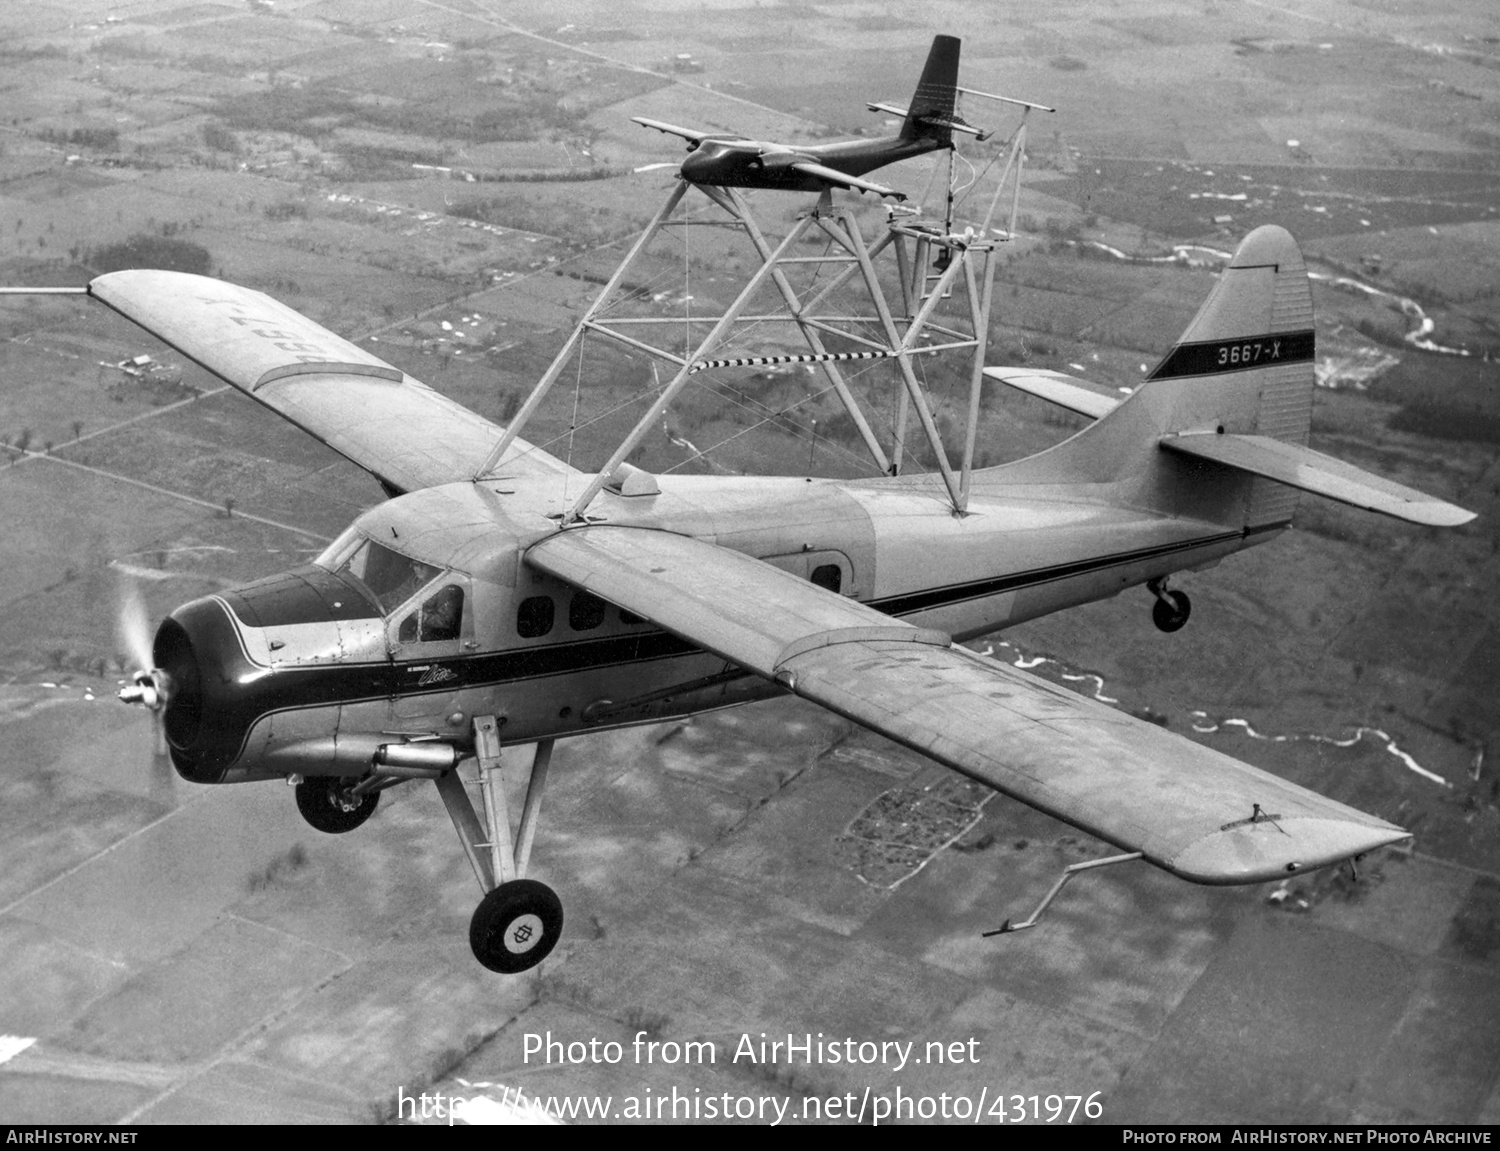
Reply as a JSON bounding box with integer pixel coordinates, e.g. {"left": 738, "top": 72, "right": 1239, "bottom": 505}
{"left": 154, "top": 466, "right": 1278, "bottom": 786}
{"left": 679, "top": 134, "right": 945, "bottom": 192}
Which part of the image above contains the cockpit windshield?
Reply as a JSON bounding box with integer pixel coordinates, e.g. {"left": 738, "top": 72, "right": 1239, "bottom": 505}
{"left": 335, "top": 538, "right": 440, "bottom": 615}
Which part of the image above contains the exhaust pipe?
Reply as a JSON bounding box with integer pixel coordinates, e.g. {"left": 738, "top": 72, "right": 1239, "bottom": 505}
{"left": 374, "top": 741, "right": 462, "bottom": 772}
{"left": 264, "top": 736, "right": 462, "bottom": 776}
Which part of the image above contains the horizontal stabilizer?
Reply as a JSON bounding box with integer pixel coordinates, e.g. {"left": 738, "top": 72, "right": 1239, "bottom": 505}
{"left": 1161, "top": 433, "right": 1475, "bottom": 527}
{"left": 983, "top": 366, "right": 1125, "bottom": 420}
{"left": 866, "top": 101, "right": 986, "bottom": 137}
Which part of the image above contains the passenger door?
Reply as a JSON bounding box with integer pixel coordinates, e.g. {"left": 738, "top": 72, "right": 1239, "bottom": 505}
{"left": 389, "top": 575, "right": 475, "bottom": 723}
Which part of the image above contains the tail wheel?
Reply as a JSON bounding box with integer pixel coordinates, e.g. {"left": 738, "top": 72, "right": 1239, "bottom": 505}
{"left": 1152, "top": 589, "right": 1191, "bottom": 633}
{"left": 295, "top": 775, "right": 379, "bottom": 834}
{"left": 470, "top": 879, "right": 564, "bottom": 974}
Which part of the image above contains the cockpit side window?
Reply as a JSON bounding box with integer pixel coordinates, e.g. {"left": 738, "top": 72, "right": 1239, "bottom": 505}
{"left": 397, "top": 584, "right": 464, "bottom": 644}
{"left": 337, "top": 539, "right": 439, "bottom": 614}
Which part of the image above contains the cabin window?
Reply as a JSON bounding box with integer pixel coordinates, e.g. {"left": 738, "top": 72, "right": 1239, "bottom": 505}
{"left": 337, "top": 539, "right": 439, "bottom": 614}
{"left": 810, "top": 564, "right": 842, "bottom": 593}
{"left": 569, "top": 590, "right": 607, "bottom": 632}
{"left": 619, "top": 608, "right": 647, "bottom": 626}
{"left": 398, "top": 584, "right": 463, "bottom": 644}
{"left": 517, "top": 595, "right": 554, "bottom": 639}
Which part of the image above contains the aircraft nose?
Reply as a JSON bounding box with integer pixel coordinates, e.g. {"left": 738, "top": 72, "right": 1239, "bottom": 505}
{"left": 152, "top": 611, "right": 210, "bottom": 779}
{"left": 679, "top": 150, "right": 715, "bottom": 182}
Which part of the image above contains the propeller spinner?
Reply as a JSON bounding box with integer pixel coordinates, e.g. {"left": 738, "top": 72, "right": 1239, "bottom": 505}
{"left": 118, "top": 667, "right": 171, "bottom": 711}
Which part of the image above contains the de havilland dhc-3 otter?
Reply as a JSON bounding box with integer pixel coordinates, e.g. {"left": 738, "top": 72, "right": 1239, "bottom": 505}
{"left": 10, "top": 93, "right": 1472, "bottom": 973}
{"left": 77, "top": 223, "right": 1472, "bottom": 974}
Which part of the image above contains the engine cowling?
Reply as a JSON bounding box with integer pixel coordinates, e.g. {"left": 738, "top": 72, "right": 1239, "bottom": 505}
{"left": 153, "top": 565, "right": 391, "bottom": 783}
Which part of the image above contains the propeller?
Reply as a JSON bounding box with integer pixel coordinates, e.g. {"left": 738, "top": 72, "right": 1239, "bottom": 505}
{"left": 117, "top": 577, "right": 154, "bottom": 676}
{"left": 111, "top": 572, "right": 175, "bottom": 796}
{"left": 633, "top": 162, "right": 680, "bottom": 174}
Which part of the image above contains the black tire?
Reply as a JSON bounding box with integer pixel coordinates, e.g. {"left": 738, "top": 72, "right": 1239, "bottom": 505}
{"left": 470, "top": 879, "right": 564, "bottom": 974}
{"left": 295, "top": 775, "right": 379, "bottom": 834}
{"left": 1152, "top": 589, "right": 1191, "bottom": 633}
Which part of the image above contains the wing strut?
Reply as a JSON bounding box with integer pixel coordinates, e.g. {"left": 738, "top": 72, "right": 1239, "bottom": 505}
{"left": 559, "top": 199, "right": 816, "bottom": 523}
{"left": 983, "top": 851, "right": 1144, "bottom": 936}
{"left": 474, "top": 180, "right": 692, "bottom": 480}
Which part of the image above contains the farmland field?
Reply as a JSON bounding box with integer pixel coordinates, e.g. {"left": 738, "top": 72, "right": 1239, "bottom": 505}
{"left": 0, "top": 0, "right": 1496, "bottom": 1129}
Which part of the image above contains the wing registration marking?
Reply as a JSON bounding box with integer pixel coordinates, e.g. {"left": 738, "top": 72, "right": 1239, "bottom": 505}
{"left": 192, "top": 292, "right": 379, "bottom": 369}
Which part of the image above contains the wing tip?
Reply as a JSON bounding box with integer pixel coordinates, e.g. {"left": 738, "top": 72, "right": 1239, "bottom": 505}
{"left": 1412, "top": 503, "right": 1478, "bottom": 528}
{"left": 1365, "top": 498, "right": 1476, "bottom": 528}
{"left": 1169, "top": 819, "right": 1410, "bottom": 886}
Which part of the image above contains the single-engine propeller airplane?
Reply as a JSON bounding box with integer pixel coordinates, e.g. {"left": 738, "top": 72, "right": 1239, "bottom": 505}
{"left": 63, "top": 224, "right": 1469, "bottom": 974}
{"left": 633, "top": 34, "right": 997, "bottom": 200}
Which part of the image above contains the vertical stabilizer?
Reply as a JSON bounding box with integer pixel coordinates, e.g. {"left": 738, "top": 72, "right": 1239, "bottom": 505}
{"left": 983, "top": 226, "right": 1318, "bottom": 530}
{"left": 1144, "top": 225, "right": 1316, "bottom": 434}
{"left": 1140, "top": 225, "right": 1315, "bottom": 526}
{"left": 902, "top": 35, "right": 961, "bottom": 144}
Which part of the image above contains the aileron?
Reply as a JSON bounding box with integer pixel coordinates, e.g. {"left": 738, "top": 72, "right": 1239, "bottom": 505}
{"left": 781, "top": 637, "right": 1408, "bottom": 883}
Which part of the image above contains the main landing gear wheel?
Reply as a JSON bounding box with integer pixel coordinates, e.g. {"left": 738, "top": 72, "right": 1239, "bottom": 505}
{"left": 295, "top": 775, "right": 379, "bottom": 834}
{"left": 470, "top": 879, "right": 564, "bottom": 974}
{"left": 1152, "top": 589, "right": 1192, "bottom": 633}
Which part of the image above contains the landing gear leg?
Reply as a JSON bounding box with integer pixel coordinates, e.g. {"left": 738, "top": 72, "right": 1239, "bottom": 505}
{"left": 1148, "top": 578, "right": 1191, "bottom": 633}
{"left": 434, "top": 720, "right": 561, "bottom": 974}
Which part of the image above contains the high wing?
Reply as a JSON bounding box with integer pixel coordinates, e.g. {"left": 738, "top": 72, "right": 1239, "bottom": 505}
{"left": 527, "top": 526, "right": 1409, "bottom": 884}
{"left": 89, "top": 270, "right": 575, "bottom": 495}
{"left": 631, "top": 116, "right": 721, "bottom": 147}
{"left": 788, "top": 161, "right": 906, "bottom": 200}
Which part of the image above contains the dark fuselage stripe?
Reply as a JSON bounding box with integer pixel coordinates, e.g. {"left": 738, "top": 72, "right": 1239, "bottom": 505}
{"left": 865, "top": 528, "right": 1248, "bottom": 617}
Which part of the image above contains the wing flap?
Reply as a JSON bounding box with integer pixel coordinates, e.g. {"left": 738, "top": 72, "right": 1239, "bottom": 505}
{"left": 1162, "top": 432, "right": 1475, "bottom": 526}
{"left": 527, "top": 527, "right": 945, "bottom": 676}
{"left": 983, "top": 366, "right": 1125, "bottom": 419}
{"left": 527, "top": 526, "right": 1408, "bottom": 884}
{"left": 89, "top": 269, "right": 574, "bottom": 492}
